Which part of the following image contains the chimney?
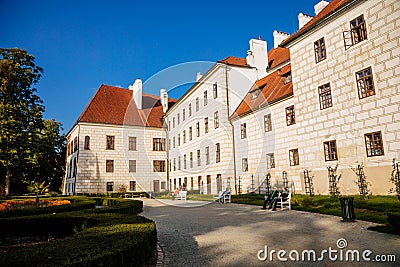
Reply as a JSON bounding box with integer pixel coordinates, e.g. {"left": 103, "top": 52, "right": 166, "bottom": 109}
{"left": 129, "top": 78, "right": 142, "bottom": 109}
{"left": 196, "top": 72, "right": 203, "bottom": 82}
{"left": 298, "top": 13, "right": 314, "bottom": 29}
{"left": 246, "top": 38, "right": 268, "bottom": 77}
{"left": 314, "top": 0, "right": 329, "bottom": 15}
{"left": 160, "top": 89, "right": 168, "bottom": 113}
{"left": 273, "top": 30, "right": 291, "bottom": 48}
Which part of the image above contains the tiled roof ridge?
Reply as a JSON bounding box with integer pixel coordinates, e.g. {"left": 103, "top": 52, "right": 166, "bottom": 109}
{"left": 280, "top": 0, "right": 352, "bottom": 46}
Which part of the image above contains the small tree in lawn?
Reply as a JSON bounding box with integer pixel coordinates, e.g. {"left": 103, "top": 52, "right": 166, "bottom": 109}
{"left": 327, "top": 164, "right": 341, "bottom": 198}
{"left": 390, "top": 158, "right": 400, "bottom": 201}
{"left": 351, "top": 163, "right": 370, "bottom": 200}
{"left": 27, "top": 181, "right": 49, "bottom": 207}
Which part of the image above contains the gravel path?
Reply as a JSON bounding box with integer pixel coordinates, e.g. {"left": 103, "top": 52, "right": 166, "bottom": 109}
{"left": 141, "top": 199, "right": 400, "bottom": 267}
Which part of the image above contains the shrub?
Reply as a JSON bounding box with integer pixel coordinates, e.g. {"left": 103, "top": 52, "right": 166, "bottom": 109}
{"left": 0, "top": 198, "right": 156, "bottom": 266}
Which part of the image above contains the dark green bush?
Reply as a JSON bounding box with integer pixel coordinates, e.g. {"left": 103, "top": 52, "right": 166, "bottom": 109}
{"left": 387, "top": 212, "right": 400, "bottom": 229}
{"left": 0, "top": 198, "right": 156, "bottom": 266}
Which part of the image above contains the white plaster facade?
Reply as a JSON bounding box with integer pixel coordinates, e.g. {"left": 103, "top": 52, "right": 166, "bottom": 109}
{"left": 281, "top": 0, "right": 400, "bottom": 195}
{"left": 165, "top": 52, "right": 260, "bottom": 194}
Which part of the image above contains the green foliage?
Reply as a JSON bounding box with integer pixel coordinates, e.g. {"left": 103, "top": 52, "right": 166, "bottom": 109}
{"left": 0, "top": 198, "right": 156, "bottom": 266}
{"left": 0, "top": 48, "right": 65, "bottom": 195}
{"left": 27, "top": 181, "right": 49, "bottom": 196}
{"left": 390, "top": 159, "right": 400, "bottom": 200}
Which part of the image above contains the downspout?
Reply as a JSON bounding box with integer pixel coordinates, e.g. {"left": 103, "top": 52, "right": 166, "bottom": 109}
{"left": 225, "top": 63, "right": 237, "bottom": 193}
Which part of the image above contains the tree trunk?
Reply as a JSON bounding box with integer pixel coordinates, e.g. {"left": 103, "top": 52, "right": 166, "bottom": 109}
{"left": 5, "top": 167, "right": 10, "bottom": 196}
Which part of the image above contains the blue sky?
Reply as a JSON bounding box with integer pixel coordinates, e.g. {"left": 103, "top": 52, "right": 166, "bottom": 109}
{"left": 0, "top": 0, "right": 316, "bottom": 132}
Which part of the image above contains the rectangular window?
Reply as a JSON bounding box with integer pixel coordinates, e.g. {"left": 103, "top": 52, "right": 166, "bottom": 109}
{"left": 216, "top": 143, "right": 221, "bottom": 163}
{"left": 214, "top": 111, "right": 219, "bottom": 128}
{"left": 173, "top": 117, "right": 175, "bottom": 128}
{"left": 264, "top": 114, "right": 272, "bottom": 132}
{"left": 173, "top": 158, "right": 176, "bottom": 171}
{"left": 289, "top": 149, "right": 299, "bottom": 166}
{"left": 106, "top": 135, "right": 115, "bottom": 150}
{"left": 197, "top": 150, "right": 201, "bottom": 166}
{"left": 213, "top": 83, "right": 218, "bottom": 98}
{"left": 343, "top": 15, "right": 368, "bottom": 49}
{"left": 153, "top": 160, "right": 166, "bottom": 172}
{"left": 177, "top": 113, "right": 180, "bottom": 125}
{"left": 189, "top": 127, "right": 193, "bottom": 141}
{"left": 205, "top": 146, "right": 210, "bottom": 165}
{"left": 183, "top": 130, "right": 186, "bottom": 143}
{"left": 106, "top": 160, "right": 114, "bottom": 172}
{"left": 183, "top": 108, "right": 186, "bottom": 121}
{"left": 196, "top": 97, "right": 199, "bottom": 111}
{"left": 314, "top": 37, "right": 326, "bottom": 63}
{"left": 190, "top": 152, "right": 193, "bottom": 168}
{"left": 153, "top": 138, "right": 166, "bottom": 151}
{"left": 266, "top": 153, "right": 275, "bottom": 169}
{"left": 285, "top": 105, "right": 296, "bottom": 126}
{"left": 184, "top": 154, "right": 187, "bottom": 169}
{"left": 364, "top": 131, "right": 384, "bottom": 157}
{"left": 204, "top": 91, "right": 208, "bottom": 106}
{"left": 173, "top": 137, "right": 176, "bottom": 148}
{"left": 177, "top": 134, "right": 180, "bottom": 146}
{"left": 242, "top": 158, "right": 248, "bottom": 172}
{"left": 196, "top": 122, "right": 200, "bottom": 137}
{"left": 168, "top": 120, "right": 171, "bottom": 130}
{"left": 318, "top": 83, "right": 333, "bottom": 109}
{"left": 129, "top": 181, "right": 136, "bottom": 191}
{"left": 241, "top": 123, "right": 247, "bottom": 139}
{"left": 356, "top": 67, "right": 375, "bottom": 99}
{"left": 106, "top": 182, "right": 114, "bottom": 192}
{"left": 350, "top": 15, "right": 368, "bottom": 44}
{"left": 129, "top": 136, "right": 137, "bottom": 151}
{"left": 84, "top": 136, "right": 90, "bottom": 150}
{"left": 74, "top": 137, "right": 78, "bottom": 152}
{"left": 161, "top": 181, "right": 166, "bottom": 190}
{"left": 324, "top": 140, "right": 338, "bottom": 161}
{"left": 189, "top": 103, "right": 192, "bottom": 116}
{"left": 204, "top": 117, "right": 209, "bottom": 133}
{"left": 129, "top": 160, "right": 136, "bottom": 172}
{"left": 178, "top": 156, "right": 181, "bottom": 170}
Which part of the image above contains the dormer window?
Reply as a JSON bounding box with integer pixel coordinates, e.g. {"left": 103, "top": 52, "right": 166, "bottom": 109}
{"left": 251, "top": 88, "right": 261, "bottom": 99}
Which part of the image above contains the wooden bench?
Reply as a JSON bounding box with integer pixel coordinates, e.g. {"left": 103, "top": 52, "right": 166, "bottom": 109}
{"left": 276, "top": 192, "right": 292, "bottom": 210}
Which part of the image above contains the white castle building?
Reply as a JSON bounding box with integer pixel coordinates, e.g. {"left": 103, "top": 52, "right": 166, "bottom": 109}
{"left": 64, "top": 0, "right": 399, "bottom": 196}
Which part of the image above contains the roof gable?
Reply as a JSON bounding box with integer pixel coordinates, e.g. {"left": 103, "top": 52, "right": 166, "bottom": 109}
{"left": 77, "top": 84, "right": 176, "bottom": 128}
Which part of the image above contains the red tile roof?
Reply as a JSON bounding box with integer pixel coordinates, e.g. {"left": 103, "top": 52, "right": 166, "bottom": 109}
{"left": 217, "top": 56, "right": 249, "bottom": 67}
{"left": 77, "top": 84, "right": 176, "bottom": 127}
{"left": 281, "top": 0, "right": 350, "bottom": 46}
{"left": 268, "top": 47, "right": 290, "bottom": 69}
{"left": 230, "top": 64, "right": 293, "bottom": 119}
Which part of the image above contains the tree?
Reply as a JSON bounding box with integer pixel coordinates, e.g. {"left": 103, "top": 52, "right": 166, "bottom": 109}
{"left": 0, "top": 48, "right": 45, "bottom": 195}
{"left": 29, "top": 119, "right": 66, "bottom": 193}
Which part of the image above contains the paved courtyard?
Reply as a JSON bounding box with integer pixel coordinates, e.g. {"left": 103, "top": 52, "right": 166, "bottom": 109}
{"left": 142, "top": 198, "right": 400, "bottom": 267}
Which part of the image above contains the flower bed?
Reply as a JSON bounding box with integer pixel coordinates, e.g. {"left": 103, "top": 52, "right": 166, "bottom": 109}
{"left": 0, "top": 199, "right": 71, "bottom": 212}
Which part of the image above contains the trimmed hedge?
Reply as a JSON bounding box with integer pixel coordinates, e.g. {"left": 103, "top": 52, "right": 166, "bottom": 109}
{"left": 0, "top": 198, "right": 157, "bottom": 267}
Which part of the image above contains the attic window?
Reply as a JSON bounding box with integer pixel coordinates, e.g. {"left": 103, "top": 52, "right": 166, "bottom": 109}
{"left": 251, "top": 88, "right": 261, "bottom": 99}
{"left": 283, "top": 72, "right": 292, "bottom": 84}
{"left": 250, "top": 84, "right": 265, "bottom": 100}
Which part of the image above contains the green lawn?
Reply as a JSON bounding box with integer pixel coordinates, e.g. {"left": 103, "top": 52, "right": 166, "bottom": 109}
{"left": 232, "top": 194, "right": 400, "bottom": 235}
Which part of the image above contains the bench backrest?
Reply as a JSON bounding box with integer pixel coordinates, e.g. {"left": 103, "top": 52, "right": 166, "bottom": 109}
{"left": 180, "top": 191, "right": 187, "bottom": 197}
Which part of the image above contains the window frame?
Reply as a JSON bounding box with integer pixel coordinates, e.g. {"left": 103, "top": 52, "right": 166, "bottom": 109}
{"left": 213, "top": 82, "right": 218, "bottom": 99}
{"left": 323, "top": 140, "right": 338, "bottom": 161}
{"left": 364, "top": 131, "right": 384, "bottom": 157}
{"left": 356, "top": 67, "right": 375, "bottom": 99}
{"left": 106, "top": 160, "right": 114, "bottom": 172}
{"left": 128, "top": 159, "right": 137, "bottom": 172}
{"left": 289, "top": 149, "right": 299, "bottom": 166}
{"left": 242, "top": 158, "right": 248, "bottom": 172}
{"left": 106, "top": 135, "right": 115, "bottom": 150}
{"left": 153, "top": 138, "right": 166, "bottom": 151}
{"left": 204, "top": 90, "right": 208, "bottom": 106}
{"left": 264, "top": 114, "right": 272, "bottom": 132}
{"left": 214, "top": 111, "right": 219, "bottom": 128}
{"left": 128, "top": 136, "right": 137, "bottom": 151}
{"left": 241, "top": 123, "right": 247, "bottom": 139}
{"left": 266, "top": 153, "right": 275, "bottom": 169}
{"left": 318, "top": 83, "right": 333, "bottom": 109}
{"left": 216, "top": 143, "right": 221, "bottom": 163}
{"left": 153, "top": 160, "right": 166, "bottom": 172}
{"left": 285, "top": 105, "right": 296, "bottom": 126}
{"left": 84, "top": 136, "right": 90, "bottom": 150}
{"left": 106, "top": 181, "right": 114, "bottom": 192}
{"left": 314, "top": 37, "right": 326, "bottom": 63}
